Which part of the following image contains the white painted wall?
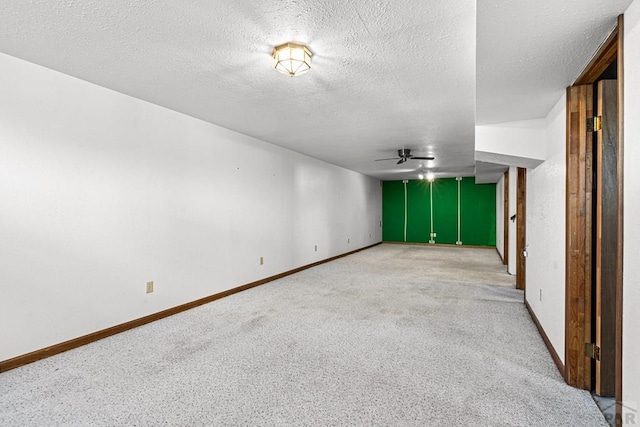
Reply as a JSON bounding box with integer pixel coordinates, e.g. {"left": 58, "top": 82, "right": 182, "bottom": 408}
{"left": 623, "top": 0, "right": 640, "bottom": 415}
{"left": 476, "top": 121, "right": 533, "bottom": 276}
{"left": 0, "top": 53, "right": 382, "bottom": 362}
{"left": 481, "top": 96, "right": 566, "bottom": 360}
{"left": 495, "top": 174, "right": 505, "bottom": 261}
{"left": 508, "top": 166, "right": 518, "bottom": 275}
{"left": 525, "top": 94, "right": 567, "bottom": 362}
{"left": 476, "top": 119, "right": 547, "bottom": 166}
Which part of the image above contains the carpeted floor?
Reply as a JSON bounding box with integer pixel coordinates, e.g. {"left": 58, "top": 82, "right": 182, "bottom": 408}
{"left": 0, "top": 244, "right": 607, "bottom": 426}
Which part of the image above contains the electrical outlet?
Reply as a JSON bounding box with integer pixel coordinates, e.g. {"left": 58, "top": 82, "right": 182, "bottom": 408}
{"left": 146, "top": 281, "right": 154, "bottom": 294}
{"left": 315, "top": 245, "right": 318, "bottom": 252}
{"left": 369, "top": 232, "right": 372, "bottom": 238}
{"left": 347, "top": 238, "right": 350, "bottom": 244}
{"left": 539, "top": 289, "right": 543, "bottom": 302}
{"left": 260, "top": 257, "right": 264, "bottom": 265}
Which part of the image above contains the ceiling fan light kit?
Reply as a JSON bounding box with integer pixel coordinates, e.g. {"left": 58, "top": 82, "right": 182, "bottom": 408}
{"left": 273, "top": 42, "right": 312, "bottom": 77}
{"left": 417, "top": 171, "right": 435, "bottom": 181}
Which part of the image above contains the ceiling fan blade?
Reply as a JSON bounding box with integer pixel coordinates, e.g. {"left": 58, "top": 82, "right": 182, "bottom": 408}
{"left": 374, "top": 157, "right": 400, "bottom": 161}
{"left": 412, "top": 156, "right": 435, "bottom": 160}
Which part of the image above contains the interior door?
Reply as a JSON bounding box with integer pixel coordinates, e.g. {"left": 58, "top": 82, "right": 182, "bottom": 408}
{"left": 594, "top": 79, "right": 618, "bottom": 397}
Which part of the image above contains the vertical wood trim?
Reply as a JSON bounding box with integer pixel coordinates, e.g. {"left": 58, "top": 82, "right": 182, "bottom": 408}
{"left": 503, "top": 170, "right": 509, "bottom": 266}
{"left": 565, "top": 85, "right": 593, "bottom": 389}
{"left": 565, "top": 87, "right": 574, "bottom": 386}
{"left": 595, "top": 79, "right": 618, "bottom": 397}
{"left": 516, "top": 168, "right": 526, "bottom": 292}
{"left": 615, "top": 13, "right": 624, "bottom": 427}
{"left": 585, "top": 90, "right": 594, "bottom": 392}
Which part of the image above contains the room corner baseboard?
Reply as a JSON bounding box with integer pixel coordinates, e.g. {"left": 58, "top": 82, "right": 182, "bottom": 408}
{"left": 0, "top": 242, "right": 382, "bottom": 373}
{"left": 495, "top": 247, "right": 504, "bottom": 263}
{"left": 525, "top": 300, "right": 565, "bottom": 377}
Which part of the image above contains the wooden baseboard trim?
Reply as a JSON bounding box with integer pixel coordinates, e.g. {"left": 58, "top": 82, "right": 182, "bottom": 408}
{"left": 384, "top": 241, "right": 495, "bottom": 250}
{"left": 525, "top": 300, "right": 565, "bottom": 377}
{"left": 0, "top": 242, "right": 382, "bottom": 373}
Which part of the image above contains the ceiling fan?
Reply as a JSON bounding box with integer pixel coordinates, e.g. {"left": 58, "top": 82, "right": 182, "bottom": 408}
{"left": 375, "top": 148, "right": 434, "bottom": 165}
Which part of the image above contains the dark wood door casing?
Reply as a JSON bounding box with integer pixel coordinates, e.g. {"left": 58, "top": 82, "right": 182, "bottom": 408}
{"left": 565, "top": 84, "right": 594, "bottom": 390}
{"left": 516, "top": 168, "right": 526, "bottom": 292}
{"left": 565, "top": 15, "right": 623, "bottom": 425}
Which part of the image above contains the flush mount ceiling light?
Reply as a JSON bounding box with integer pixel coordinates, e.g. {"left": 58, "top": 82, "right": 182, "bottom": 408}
{"left": 272, "top": 42, "right": 312, "bottom": 77}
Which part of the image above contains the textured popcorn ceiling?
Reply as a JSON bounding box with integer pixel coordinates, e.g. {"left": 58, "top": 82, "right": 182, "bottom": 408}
{"left": 477, "top": 0, "right": 631, "bottom": 125}
{"left": 0, "top": 1, "right": 632, "bottom": 180}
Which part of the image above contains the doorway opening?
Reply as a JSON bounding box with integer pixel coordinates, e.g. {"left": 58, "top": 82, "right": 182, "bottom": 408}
{"left": 565, "top": 15, "right": 623, "bottom": 426}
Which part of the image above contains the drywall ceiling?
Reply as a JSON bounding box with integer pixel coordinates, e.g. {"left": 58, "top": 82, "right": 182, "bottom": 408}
{"left": 477, "top": 0, "right": 632, "bottom": 126}
{"left": 0, "top": 1, "right": 633, "bottom": 181}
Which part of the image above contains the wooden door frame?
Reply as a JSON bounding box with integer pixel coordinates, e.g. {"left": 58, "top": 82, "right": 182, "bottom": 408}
{"left": 565, "top": 83, "right": 593, "bottom": 390}
{"left": 516, "top": 168, "right": 526, "bottom": 292}
{"left": 565, "top": 15, "right": 624, "bottom": 425}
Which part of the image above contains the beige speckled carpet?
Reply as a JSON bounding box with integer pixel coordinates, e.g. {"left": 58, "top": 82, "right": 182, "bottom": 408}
{"left": 0, "top": 244, "right": 607, "bottom": 426}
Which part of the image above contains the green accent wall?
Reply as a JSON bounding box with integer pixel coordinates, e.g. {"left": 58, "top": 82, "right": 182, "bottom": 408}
{"left": 460, "top": 178, "right": 496, "bottom": 246}
{"left": 406, "top": 180, "right": 430, "bottom": 242}
{"left": 432, "top": 178, "right": 458, "bottom": 244}
{"left": 382, "top": 181, "right": 405, "bottom": 242}
{"left": 382, "top": 177, "right": 496, "bottom": 247}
